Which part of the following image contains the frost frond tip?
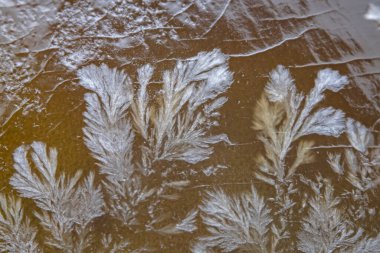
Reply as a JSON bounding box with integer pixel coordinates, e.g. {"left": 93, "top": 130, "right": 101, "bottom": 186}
{"left": 297, "top": 183, "right": 363, "bottom": 253}
{"left": 353, "top": 234, "right": 380, "bottom": 253}
{"left": 346, "top": 118, "right": 374, "bottom": 153}
{"left": 364, "top": 3, "right": 380, "bottom": 22}
{"left": 298, "top": 107, "right": 346, "bottom": 138}
{"left": 327, "top": 153, "right": 344, "bottom": 175}
{"left": 199, "top": 186, "right": 272, "bottom": 252}
{"left": 315, "top": 68, "right": 349, "bottom": 93}
{"left": 0, "top": 194, "right": 39, "bottom": 253}
{"left": 10, "top": 141, "right": 59, "bottom": 201}
{"left": 10, "top": 142, "right": 104, "bottom": 251}
{"left": 265, "top": 65, "right": 295, "bottom": 102}
{"left": 77, "top": 63, "right": 133, "bottom": 124}
{"left": 187, "top": 49, "right": 228, "bottom": 73}
{"left": 176, "top": 209, "right": 198, "bottom": 233}
{"left": 78, "top": 64, "right": 130, "bottom": 93}
{"left": 137, "top": 64, "right": 154, "bottom": 86}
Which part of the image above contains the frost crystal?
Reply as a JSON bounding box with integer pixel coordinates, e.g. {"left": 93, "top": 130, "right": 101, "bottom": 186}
{"left": 78, "top": 49, "right": 233, "bottom": 249}
{"left": 328, "top": 118, "right": 380, "bottom": 223}
{"left": 346, "top": 118, "right": 374, "bottom": 154}
{"left": 297, "top": 182, "right": 363, "bottom": 253}
{"left": 249, "top": 66, "right": 350, "bottom": 251}
{"left": 10, "top": 142, "right": 104, "bottom": 252}
{"left": 197, "top": 186, "right": 272, "bottom": 252}
{"left": 78, "top": 49, "right": 233, "bottom": 168}
{"left": 365, "top": 4, "right": 380, "bottom": 25}
{"left": 253, "top": 66, "right": 348, "bottom": 182}
{"left": 314, "top": 68, "right": 349, "bottom": 93}
{"left": 0, "top": 194, "right": 39, "bottom": 253}
{"left": 265, "top": 65, "right": 295, "bottom": 102}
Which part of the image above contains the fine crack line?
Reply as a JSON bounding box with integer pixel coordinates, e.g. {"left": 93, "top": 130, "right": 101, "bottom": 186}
{"left": 228, "top": 26, "right": 318, "bottom": 58}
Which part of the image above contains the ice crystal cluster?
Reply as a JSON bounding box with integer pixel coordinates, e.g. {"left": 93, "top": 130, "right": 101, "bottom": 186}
{"left": 1, "top": 22, "right": 380, "bottom": 251}
{"left": 365, "top": 3, "right": 380, "bottom": 27}
{"left": 77, "top": 49, "right": 232, "bottom": 248}
{"left": 0, "top": 0, "right": 205, "bottom": 127}
{"left": 195, "top": 66, "right": 380, "bottom": 252}
{"left": 1, "top": 49, "right": 379, "bottom": 252}
{"left": 0, "top": 49, "right": 234, "bottom": 252}
{"left": 327, "top": 118, "right": 380, "bottom": 223}
{"left": 1, "top": 0, "right": 380, "bottom": 251}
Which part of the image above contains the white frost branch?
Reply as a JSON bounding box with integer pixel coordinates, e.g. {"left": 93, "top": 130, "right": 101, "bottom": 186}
{"left": 364, "top": 4, "right": 380, "bottom": 25}
{"left": 252, "top": 65, "right": 349, "bottom": 182}
{"left": 10, "top": 142, "right": 104, "bottom": 252}
{"left": 297, "top": 183, "right": 363, "bottom": 253}
{"left": 0, "top": 194, "right": 39, "bottom": 253}
{"left": 197, "top": 186, "right": 272, "bottom": 252}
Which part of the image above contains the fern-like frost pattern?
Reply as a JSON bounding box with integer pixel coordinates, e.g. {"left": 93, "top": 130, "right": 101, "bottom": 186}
{"left": 0, "top": 194, "right": 39, "bottom": 253}
{"left": 10, "top": 142, "right": 104, "bottom": 252}
{"left": 196, "top": 65, "right": 380, "bottom": 253}
{"left": 77, "top": 49, "right": 233, "bottom": 249}
{"left": 0, "top": 45, "right": 379, "bottom": 252}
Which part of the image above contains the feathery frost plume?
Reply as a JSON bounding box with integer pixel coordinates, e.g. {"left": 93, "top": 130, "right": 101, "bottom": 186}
{"left": 251, "top": 65, "right": 348, "bottom": 251}
{"left": 77, "top": 49, "right": 233, "bottom": 246}
{"left": 346, "top": 118, "right": 374, "bottom": 154}
{"left": 78, "top": 63, "right": 144, "bottom": 228}
{"left": 156, "top": 209, "right": 199, "bottom": 235}
{"left": 328, "top": 118, "right": 380, "bottom": 221}
{"left": 252, "top": 65, "right": 348, "bottom": 183}
{"left": 298, "top": 178, "right": 380, "bottom": 253}
{"left": 78, "top": 49, "right": 232, "bottom": 168}
{"left": 196, "top": 186, "right": 272, "bottom": 253}
{"left": 327, "top": 153, "right": 344, "bottom": 175}
{"left": 364, "top": 3, "right": 380, "bottom": 26}
{"left": 0, "top": 194, "right": 39, "bottom": 253}
{"left": 344, "top": 118, "right": 379, "bottom": 191}
{"left": 352, "top": 234, "right": 380, "bottom": 253}
{"left": 10, "top": 142, "right": 104, "bottom": 252}
{"left": 264, "top": 65, "right": 295, "bottom": 102}
{"left": 141, "top": 48, "right": 233, "bottom": 164}
{"left": 297, "top": 181, "right": 363, "bottom": 253}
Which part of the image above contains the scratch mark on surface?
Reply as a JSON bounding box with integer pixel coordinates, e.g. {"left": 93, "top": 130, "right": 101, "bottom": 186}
{"left": 47, "top": 121, "right": 63, "bottom": 135}
{"left": 348, "top": 72, "right": 380, "bottom": 78}
{"left": 0, "top": 99, "right": 28, "bottom": 128}
{"left": 26, "top": 54, "right": 55, "bottom": 84}
{"left": 46, "top": 78, "right": 78, "bottom": 93}
{"left": 290, "top": 56, "right": 380, "bottom": 68}
{"left": 308, "top": 145, "right": 380, "bottom": 149}
{"left": 69, "top": 27, "right": 183, "bottom": 41}
{"left": 201, "top": 0, "right": 231, "bottom": 38}
{"left": 229, "top": 27, "right": 318, "bottom": 58}
{"left": 166, "top": 2, "right": 194, "bottom": 24}
{"left": 261, "top": 9, "right": 335, "bottom": 22}
{"left": 83, "top": 14, "right": 107, "bottom": 32}
{"left": 191, "top": 182, "right": 254, "bottom": 189}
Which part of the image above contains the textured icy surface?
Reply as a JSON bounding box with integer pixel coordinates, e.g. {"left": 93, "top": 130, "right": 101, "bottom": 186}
{"left": 0, "top": 0, "right": 380, "bottom": 252}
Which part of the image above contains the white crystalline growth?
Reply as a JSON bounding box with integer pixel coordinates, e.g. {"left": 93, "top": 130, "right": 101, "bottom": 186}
{"left": 365, "top": 3, "right": 380, "bottom": 25}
